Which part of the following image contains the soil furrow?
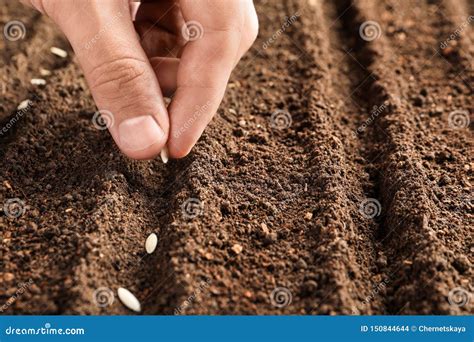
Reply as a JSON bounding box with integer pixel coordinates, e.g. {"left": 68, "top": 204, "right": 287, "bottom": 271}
{"left": 345, "top": 0, "right": 473, "bottom": 314}
{"left": 293, "top": 0, "right": 385, "bottom": 314}
{"left": 155, "top": 1, "right": 327, "bottom": 313}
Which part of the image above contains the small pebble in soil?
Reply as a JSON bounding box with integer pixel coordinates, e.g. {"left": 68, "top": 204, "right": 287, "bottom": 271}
{"left": 301, "top": 280, "right": 318, "bottom": 296}
{"left": 160, "top": 146, "right": 169, "bottom": 164}
{"left": 3, "top": 180, "right": 12, "bottom": 190}
{"left": 31, "top": 78, "right": 46, "bottom": 86}
{"left": 50, "top": 46, "right": 68, "bottom": 58}
{"left": 145, "top": 233, "right": 158, "bottom": 254}
{"left": 304, "top": 212, "right": 313, "bottom": 220}
{"left": 39, "top": 68, "right": 52, "bottom": 76}
{"left": 262, "top": 232, "right": 277, "bottom": 246}
{"left": 3, "top": 273, "right": 15, "bottom": 282}
{"left": 412, "top": 96, "right": 424, "bottom": 107}
{"left": 295, "top": 258, "right": 308, "bottom": 270}
{"left": 231, "top": 243, "right": 243, "bottom": 254}
{"left": 117, "top": 287, "right": 141, "bottom": 312}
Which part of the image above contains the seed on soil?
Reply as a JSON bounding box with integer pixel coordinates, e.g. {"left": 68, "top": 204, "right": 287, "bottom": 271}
{"left": 145, "top": 233, "right": 158, "bottom": 254}
{"left": 160, "top": 146, "right": 169, "bottom": 164}
{"left": 231, "top": 243, "right": 243, "bottom": 254}
{"left": 50, "top": 46, "right": 68, "bottom": 58}
{"left": 30, "top": 78, "right": 46, "bottom": 85}
{"left": 39, "top": 68, "right": 52, "bottom": 76}
{"left": 17, "top": 99, "right": 31, "bottom": 110}
{"left": 117, "top": 287, "right": 141, "bottom": 312}
{"left": 304, "top": 212, "right": 313, "bottom": 220}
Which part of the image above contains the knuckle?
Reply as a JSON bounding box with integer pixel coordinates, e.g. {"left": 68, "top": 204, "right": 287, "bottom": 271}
{"left": 30, "top": 0, "right": 75, "bottom": 21}
{"left": 244, "top": 11, "right": 259, "bottom": 49}
{"left": 89, "top": 57, "right": 149, "bottom": 96}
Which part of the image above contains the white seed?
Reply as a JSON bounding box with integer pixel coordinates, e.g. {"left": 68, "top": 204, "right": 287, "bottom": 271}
{"left": 145, "top": 233, "right": 158, "bottom": 254}
{"left": 39, "top": 68, "right": 52, "bottom": 76}
{"left": 30, "top": 78, "right": 46, "bottom": 85}
{"left": 117, "top": 287, "right": 141, "bottom": 312}
{"left": 17, "top": 99, "right": 31, "bottom": 110}
{"left": 50, "top": 46, "right": 68, "bottom": 58}
{"left": 160, "top": 146, "right": 169, "bottom": 164}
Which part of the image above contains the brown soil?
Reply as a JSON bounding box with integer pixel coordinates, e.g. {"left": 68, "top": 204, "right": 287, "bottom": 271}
{"left": 0, "top": 0, "right": 472, "bottom": 315}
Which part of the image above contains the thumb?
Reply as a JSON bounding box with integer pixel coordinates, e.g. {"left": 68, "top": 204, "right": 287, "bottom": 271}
{"left": 43, "top": 0, "right": 169, "bottom": 160}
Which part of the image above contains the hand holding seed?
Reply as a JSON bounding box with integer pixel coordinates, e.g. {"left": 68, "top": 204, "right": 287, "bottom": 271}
{"left": 22, "top": 0, "right": 258, "bottom": 160}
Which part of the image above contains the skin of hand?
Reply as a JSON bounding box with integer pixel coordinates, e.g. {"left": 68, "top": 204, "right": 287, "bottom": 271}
{"left": 21, "top": 0, "right": 258, "bottom": 160}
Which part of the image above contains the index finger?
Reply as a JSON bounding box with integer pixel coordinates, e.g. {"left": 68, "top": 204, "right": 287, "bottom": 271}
{"left": 166, "top": 0, "right": 245, "bottom": 158}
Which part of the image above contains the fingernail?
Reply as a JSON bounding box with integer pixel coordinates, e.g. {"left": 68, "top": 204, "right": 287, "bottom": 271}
{"left": 118, "top": 115, "right": 165, "bottom": 151}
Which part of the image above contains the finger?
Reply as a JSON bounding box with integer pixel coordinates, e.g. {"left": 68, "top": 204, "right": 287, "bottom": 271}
{"left": 46, "top": 0, "right": 169, "bottom": 160}
{"left": 234, "top": 1, "right": 259, "bottom": 68}
{"left": 150, "top": 57, "right": 179, "bottom": 97}
{"left": 167, "top": 0, "right": 245, "bottom": 158}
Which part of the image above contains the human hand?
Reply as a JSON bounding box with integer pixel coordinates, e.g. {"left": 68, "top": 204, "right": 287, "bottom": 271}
{"left": 22, "top": 0, "right": 258, "bottom": 160}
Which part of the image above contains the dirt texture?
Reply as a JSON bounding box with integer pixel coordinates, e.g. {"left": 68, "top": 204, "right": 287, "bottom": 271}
{"left": 0, "top": 0, "right": 472, "bottom": 315}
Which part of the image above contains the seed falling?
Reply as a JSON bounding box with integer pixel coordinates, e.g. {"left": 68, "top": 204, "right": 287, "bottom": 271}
{"left": 117, "top": 287, "right": 141, "bottom": 312}
{"left": 30, "top": 78, "right": 46, "bottom": 85}
{"left": 145, "top": 233, "right": 158, "bottom": 254}
{"left": 160, "top": 146, "right": 169, "bottom": 164}
{"left": 17, "top": 99, "right": 31, "bottom": 110}
{"left": 50, "top": 46, "right": 68, "bottom": 58}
